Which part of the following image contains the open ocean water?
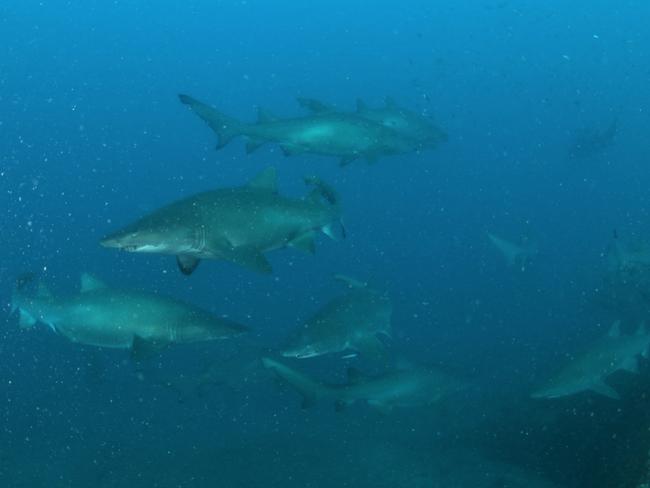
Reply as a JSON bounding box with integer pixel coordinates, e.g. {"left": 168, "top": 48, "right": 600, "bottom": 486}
{"left": 2, "top": 1, "right": 650, "bottom": 487}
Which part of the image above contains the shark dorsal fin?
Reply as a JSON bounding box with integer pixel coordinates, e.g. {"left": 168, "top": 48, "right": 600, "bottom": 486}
{"left": 356, "top": 98, "right": 368, "bottom": 113}
{"left": 385, "top": 96, "right": 398, "bottom": 109}
{"left": 257, "top": 107, "right": 278, "bottom": 124}
{"left": 247, "top": 167, "right": 278, "bottom": 193}
{"left": 296, "top": 97, "right": 332, "bottom": 113}
{"left": 80, "top": 273, "right": 107, "bottom": 293}
{"left": 608, "top": 320, "right": 621, "bottom": 339}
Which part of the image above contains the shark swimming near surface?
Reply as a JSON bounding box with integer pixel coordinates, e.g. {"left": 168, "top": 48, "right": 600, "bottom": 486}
{"left": 179, "top": 94, "right": 420, "bottom": 166}
{"left": 281, "top": 275, "right": 392, "bottom": 360}
{"left": 531, "top": 320, "right": 650, "bottom": 400}
{"left": 263, "top": 356, "right": 463, "bottom": 413}
{"left": 11, "top": 273, "right": 248, "bottom": 358}
{"left": 101, "top": 168, "right": 344, "bottom": 275}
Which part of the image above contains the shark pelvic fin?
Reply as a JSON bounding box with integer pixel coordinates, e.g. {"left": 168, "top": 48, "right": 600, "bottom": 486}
{"left": 226, "top": 247, "right": 272, "bottom": 274}
{"left": 247, "top": 167, "right": 278, "bottom": 193}
{"left": 322, "top": 221, "right": 346, "bottom": 241}
{"left": 590, "top": 380, "right": 620, "bottom": 400}
{"left": 131, "top": 335, "right": 168, "bottom": 361}
{"left": 280, "top": 144, "right": 305, "bottom": 157}
{"left": 18, "top": 309, "right": 37, "bottom": 329}
{"left": 80, "top": 273, "right": 108, "bottom": 293}
{"left": 257, "top": 107, "right": 278, "bottom": 124}
{"left": 296, "top": 97, "right": 333, "bottom": 113}
{"left": 177, "top": 255, "right": 201, "bottom": 276}
{"left": 354, "top": 335, "right": 386, "bottom": 361}
{"left": 289, "top": 232, "right": 316, "bottom": 254}
{"left": 339, "top": 156, "right": 356, "bottom": 167}
{"left": 356, "top": 98, "right": 369, "bottom": 112}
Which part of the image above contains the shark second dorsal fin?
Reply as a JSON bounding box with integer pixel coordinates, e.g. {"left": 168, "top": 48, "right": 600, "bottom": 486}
{"left": 247, "top": 167, "right": 278, "bottom": 193}
{"left": 608, "top": 320, "right": 621, "bottom": 339}
{"left": 80, "top": 273, "right": 107, "bottom": 293}
{"left": 296, "top": 97, "right": 332, "bottom": 114}
{"left": 257, "top": 107, "right": 278, "bottom": 124}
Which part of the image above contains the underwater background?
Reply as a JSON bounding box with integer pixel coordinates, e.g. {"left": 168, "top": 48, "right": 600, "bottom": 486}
{"left": 2, "top": 1, "right": 650, "bottom": 486}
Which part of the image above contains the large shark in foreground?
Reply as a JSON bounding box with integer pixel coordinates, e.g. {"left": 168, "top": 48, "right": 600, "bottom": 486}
{"left": 531, "top": 321, "right": 650, "bottom": 400}
{"left": 11, "top": 274, "right": 247, "bottom": 357}
{"left": 262, "top": 357, "right": 463, "bottom": 412}
{"left": 179, "top": 94, "right": 419, "bottom": 166}
{"left": 297, "top": 96, "right": 448, "bottom": 150}
{"left": 101, "top": 168, "right": 343, "bottom": 275}
{"left": 281, "top": 275, "right": 392, "bottom": 360}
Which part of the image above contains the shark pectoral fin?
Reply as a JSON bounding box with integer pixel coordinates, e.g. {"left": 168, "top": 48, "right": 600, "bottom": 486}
{"left": 289, "top": 232, "right": 316, "bottom": 254}
{"left": 176, "top": 255, "right": 201, "bottom": 276}
{"left": 226, "top": 247, "right": 273, "bottom": 274}
{"left": 131, "top": 336, "right": 169, "bottom": 361}
{"left": 590, "top": 381, "right": 620, "bottom": 400}
{"left": 18, "top": 309, "right": 37, "bottom": 329}
{"left": 354, "top": 335, "right": 386, "bottom": 361}
{"left": 245, "top": 138, "right": 266, "bottom": 154}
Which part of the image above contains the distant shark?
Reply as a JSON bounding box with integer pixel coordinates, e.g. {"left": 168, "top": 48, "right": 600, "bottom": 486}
{"left": 531, "top": 320, "right": 650, "bottom": 400}
{"left": 281, "top": 275, "right": 392, "bottom": 360}
{"left": 101, "top": 168, "right": 344, "bottom": 275}
{"left": 487, "top": 232, "right": 538, "bottom": 270}
{"left": 11, "top": 273, "right": 247, "bottom": 357}
{"left": 262, "top": 356, "right": 463, "bottom": 413}
{"left": 568, "top": 119, "right": 617, "bottom": 159}
{"left": 179, "top": 94, "right": 419, "bottom": 166}
{"left": 297, "top": 96, "right": 448, "bottom": 150}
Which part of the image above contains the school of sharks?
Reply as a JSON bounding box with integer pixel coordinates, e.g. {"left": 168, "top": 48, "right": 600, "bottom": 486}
{"left": 8, "top": 90, "right": 646, "bottom": 487}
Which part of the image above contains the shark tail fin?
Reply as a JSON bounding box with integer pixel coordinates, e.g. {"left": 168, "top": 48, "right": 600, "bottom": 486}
{"left": 178, "top": 94, "right": 245, "bottom": 149}
{"left": 12, "top": 273, "right": 39, "bottom": 328}
{"left": 304, "top": 176, "right": 346, "bottom": 241}
{"left": 262, "top": 357, "right": 328, "bottom": 409}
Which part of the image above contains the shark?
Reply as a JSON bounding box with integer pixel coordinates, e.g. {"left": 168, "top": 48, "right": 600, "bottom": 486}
{"left": 281, "top": 275, "right": 392, "bottom": 360}
{"left": 487, "top": 232, "right": 538, "bottom": 270}
{"left": 179, "top": 94, "right": 419, "bottom": 166}
{"left": 568, "top": 119, "right": 618, "bottom": 159}
{"left": 100, "top": 168, "right": 344, "bottom": 275}
{"left": 531, "top": 320, "right": 650, "bottom": 400}
{"left": 297, "top": 96, "right": 448, "bottom": 149}
{"left": 11, "top": 273, "right": 248, "bottom": 357}
{"left": 262, "top": 356, "right": 463, "bottom": 413}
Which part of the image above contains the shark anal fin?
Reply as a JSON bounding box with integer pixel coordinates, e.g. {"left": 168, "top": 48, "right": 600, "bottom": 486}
{"left": 322, "top": 222, "right": 346, "bottom": 241}
{"left": 339, "top": 157, "right": 356, "bottom": 167}
{"left": 289, "top": 232, "right": 316, "bottom": 254}
{"left": 227, "top": 247, "right": 273, "bottom": 274}
{"left": 280, "top": 144, "right": 305, "bottom": 157}
{"left": 177, "top": 255, "right": 201, "bottom": 276}
{"left": 131, "top": 335, "right": 168, "bottom": 361}
{"left": 590, "top": 380, "right": 620, "bottom": 400}
{"left": 245, "top": 138, "right": 266, "bottom": 154}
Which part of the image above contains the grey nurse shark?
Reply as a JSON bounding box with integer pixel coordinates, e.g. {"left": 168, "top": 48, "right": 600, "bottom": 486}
{"left": 101, "top": 168, "right": 343, "bottom": 275}
{"left": 263, "top": 356, "right": 463, "bottom": 412}
{"left": 179, "top": 94, "right": 419, "bottom": 166}
{"left": 531, "top": 320, "right": 650, "bottom": 400}
{"left": 11, "top": 273, "right": 247, "bottom": 357}
{"left": 281, "top": 275, "right": 392, "bottom": 360}
{"left": 297, "top": 96, "right": 448, "bottom": 150}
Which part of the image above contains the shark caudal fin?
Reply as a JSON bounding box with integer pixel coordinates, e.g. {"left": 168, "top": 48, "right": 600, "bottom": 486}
{"left": 11, "top": 273, "right": 49, "bottom": 329}
{"left": 262, "top": 357, "right": 329, "bottom": 409}
{"left": 304, "top": 176, "right": 346, "bottom": 240}
{"left": 178, "top": 94, "right": 245, "bottom": 149}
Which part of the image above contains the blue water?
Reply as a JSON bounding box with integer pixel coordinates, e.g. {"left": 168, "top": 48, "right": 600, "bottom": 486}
{"left": 2, "top": 1, "right": 650, "bottom": 486}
